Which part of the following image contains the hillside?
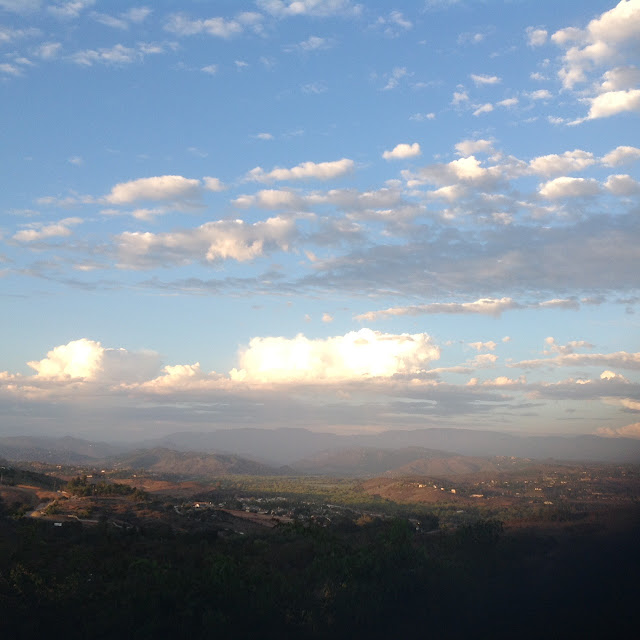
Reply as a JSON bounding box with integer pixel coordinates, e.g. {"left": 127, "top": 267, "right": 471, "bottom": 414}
{"left": 109, "top": 448, "right": 289, "bottom": 478}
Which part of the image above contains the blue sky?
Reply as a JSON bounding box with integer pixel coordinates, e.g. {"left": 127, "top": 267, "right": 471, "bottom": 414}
{"left": 1, "top": 0, "right": 639, "bottom": 441}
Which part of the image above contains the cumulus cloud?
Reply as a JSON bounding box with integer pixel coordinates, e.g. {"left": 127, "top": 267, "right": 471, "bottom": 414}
{"left": 526, "top": 27, "right": 547, "bottom": 47}
{"left": 601, "top": 145, "right": 640, "bottom": 166}
{"left": 203, "top": 176, "right": 226, "bottom": 192}
{"left": 230, "top": 328, "right": 440, "bottom": 383}
{"left": 26, "top": 338, "right": 161, "bottom": 383}
{"left": 605, "top": 174, "right": 640, "bottom": 195}
{"left": 246, "top": 158, "right": 354, "bottom": 182}
{"left": 584, "top": 89, "right": 640, "bottom": 120}
{"left": 116, "top": 216, "right": 296, "bottom": 267}
{"left": 469, "top": 341, "right": 497, "bottom": 351}
{"left": 538, "top": 176, "right": 601, "bottom": 199}
{"left": 529, "top": 150, "right": 595, "bottom": 176}
{"left": 455, "top": 139, "right": 494, "bottom": 156}
{"left": 105, "top": 175, "right": 202, "bottom": 205}
{"left": 470, "top": 74, "right": 501, "bottom": 86}
{"left": 544, "top": 337, "right": 594, "bottom": 355}
{"left": 234, "top": 189, "right": 302, "bottom": 210}
{"left": 599, "top": 65, "right": 640, "bottom": 91}
{"left": 552, "top": 0, "right": 640, "bottom": 90}
{"left": 382, "top": 143, "right": 421, "bottom": 160}
{"left": 13, "top": 217, "right": 82, "bottom": 242}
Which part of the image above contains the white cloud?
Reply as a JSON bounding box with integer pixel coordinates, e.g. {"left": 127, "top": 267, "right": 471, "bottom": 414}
{"left": 0, "top": 63, "right": 22, "bottom": 76}
{"left": 295, "top": 35, "right": 332, "bottom": 51}
{"left": 600, "top": 370, "right": 629, "bottom": 382}
{"left": 526, "top": 27, "right": 547, "bottom": 47}
{"left": 544, "top": 337, "right": 594, "bottom": 355}
{"left": 469, "top": 341, "right": 497, "bottom": 351}
{"left": 529, "top": 150, "right": 595, "bottom": 176}
{"left": 234, "top": 189, "right": 301, "bottom": 210}
{"left": 604, "top": 174, "right": 640, "bottom": 195}
{"left": 356, "top": 298, "right": 520, "bottom": 322}
{"left": 552, "top": 0, "right": 640, "bottom": 89}
{"left": 70, "top": 42, "right": 166, "bottom": 66}
{"left": 13, "top": 217, "right": 82, "bottom": 242}
{"left": 585, "top": 89, "right": 640, "bottom": 120}
{"left": 409, "top": 112, "right": 436, "bottom": 121}
{"left": 601, "top": 145, "right": 640, "bottom": 166}
{"left": 49, "top": 0, "right": 95, "bottom": 19}
{"left": 473, "top": 103, "right": 494, "bottom": 116}
{"left": 26, "top": 338, "right": 161, "bottom": 384}
{"left": 201, "top": 64, "right": 218, "bottom": 75}
{"left": 230, "top": 328, "right": 440, "bottom": 383}
{"left": 105, "top": 175, "right": 202, "bottom": 205}
{"left": 599, "top": 66, "right": 640, "bottom": 91}
{"left": 34, "top": 42, "right": 62, "bottom": 59}
{"left": 116, "top": 216, "right": 296, "bottom": 267}
{"left": 383, "top": 66, "right": 409, "bottom": 90}
{"left": 301, "top": 82, "right": 327, "bottom": 94}
{"left": 256, "top": 0, "right": 362, "bottom": 18}
{"left": 527, "top": 89, "right": 553, "bottom": 100}
{"left": 452, "top": 89, "right": 469, "bottom": 105}
{"left": 470, "top": 74, "right": 501, "bottom": 86}
{"left": 382, "top": 142, "right": 421, "bottom": 160}
{"left": 246, "top": 158, "right": 354, "bottom": 182}
{"left": 0, "top": 26, "right": 40, "bottom": 44}
{"left": 497, "top": 97, "right": 518, "bottom": 108}
{"left": 0, "top": 0, "right": 41, "bottom": 12}
{"left": 255, "top": 132, "right": 274, "bottom": 140}
{"left": 203, "top": 176, "right": 226, "bottom": 192}
{"left": 164, "top": 14, "right": 243, "bottom": 38}
{"left": 513, "top": 351, "right": 640, "bottom": 370}
{"left": 455, "top": 139, "right": 494, "bottom": 156}
{"left": 538, "top": 176, "right": 601, "bottom": 199}
{"left": 322, "top": 313, "right": 333, "bottom": 323}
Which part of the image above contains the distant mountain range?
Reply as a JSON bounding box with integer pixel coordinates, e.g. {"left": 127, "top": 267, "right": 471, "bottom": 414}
{"left": 1, "top": 428, "right": 639, "bottom": 475}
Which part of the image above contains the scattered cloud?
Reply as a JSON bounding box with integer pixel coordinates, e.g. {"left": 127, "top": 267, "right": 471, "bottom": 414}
{"left": 246, "top": 158, "right": 354, "bottom": 182}
{"left": 529, "top": 150, "right": 595, "bottom": 176}
{"left": 13, "top": 217, "right": 82, "bottom": 242}
{"left": 538, "top": 176, "right": 601, "bottom": 199}
{"left": 470, "top": 74, "right": 501, "bottom": 86}
{"left": 526, "top": 26, "right": 547, "bottom": 47}
{"left": 256, "top": 0, "right": 363, "bottom": 18}
{"left": 473, "top": 103, "right": 494, "bottom": 116}
{"left": 601, "top": 145, "right": 640, "bottom": 166}
{"left": 382, "top": 143, "right": 421, "bottom": 160}
{"left": 105, "top": 175, "right": 202, "bottom": 205}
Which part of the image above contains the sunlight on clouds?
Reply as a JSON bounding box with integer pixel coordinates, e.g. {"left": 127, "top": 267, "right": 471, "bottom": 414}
{"left": 597, "top": 422, "right": 640, "bottom": 438}
{"left": 538, "top": 176, "right": 601, "bottom": 199}
{"left": 230, "top": 329, "right": 440, "bottom": 383}
{"left": 247, "top": 158, "right": 354, "bottom": 182}
{"left": 28, "top": 339, "right": 103, "bottom": 380}
{"left": 105, "top": 175, "right": 202, "bottom": 205}
{"left": 382, "top": 143, "right": 421, "bottom": 160}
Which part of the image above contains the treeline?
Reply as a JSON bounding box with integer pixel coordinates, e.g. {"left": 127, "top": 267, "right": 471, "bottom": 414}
{"left": 65, "top": 475, "right": 148, "bottom": 500}
{"left": 0, "top": 501, "right": 638, "bottom": 639}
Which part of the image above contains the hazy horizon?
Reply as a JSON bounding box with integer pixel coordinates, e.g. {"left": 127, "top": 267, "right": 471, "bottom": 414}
{"left": 1, "top": 1, "right": 639, "bottom": 442}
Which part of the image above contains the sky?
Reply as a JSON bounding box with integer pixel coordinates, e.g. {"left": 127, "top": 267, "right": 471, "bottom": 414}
{"left": 0, "top": 0, "right": 639, "bottom": 442}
